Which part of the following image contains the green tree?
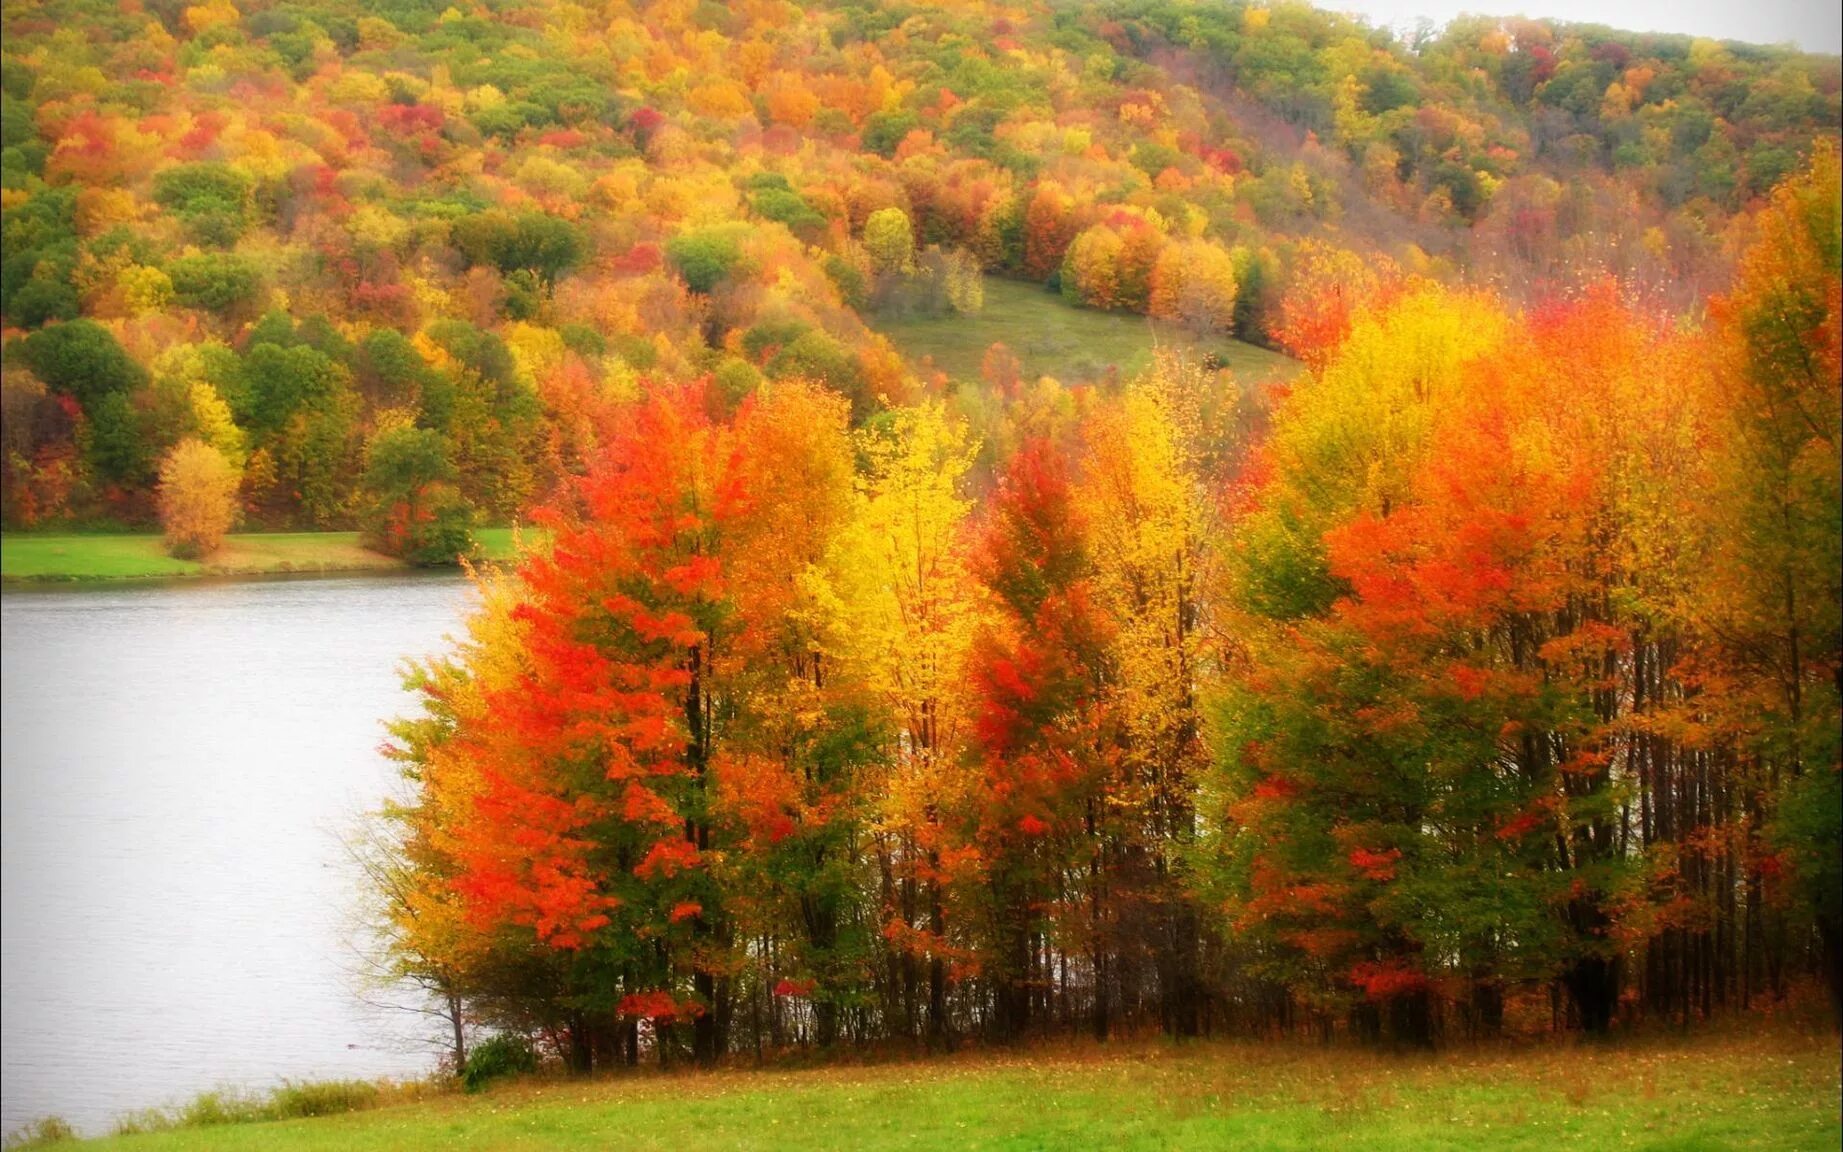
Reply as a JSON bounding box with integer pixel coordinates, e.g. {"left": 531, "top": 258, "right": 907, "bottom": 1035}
{"left": 18, "top": 319, "right": 147, "bottom": 409}
{"left": 360, "top": 423, "right": 476, "bottom": 566}
{"left": 665, "top": 228, "right": 744, "bottom": 294}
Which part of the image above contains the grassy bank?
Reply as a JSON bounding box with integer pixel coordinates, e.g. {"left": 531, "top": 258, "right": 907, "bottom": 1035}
{"left": 51, "top": 1031, "right": 1843, "bottom": 1151}
{"left": 873, "top": 276, "right": 1300, "bottom": 387}
{"left": 1, "top": 528, "right": 526, "bottom": 584}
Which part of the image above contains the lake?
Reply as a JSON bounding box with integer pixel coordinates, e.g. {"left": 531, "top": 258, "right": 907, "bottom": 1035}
{"left": 0, "top": 574, "right": 473, "bottom": 1137}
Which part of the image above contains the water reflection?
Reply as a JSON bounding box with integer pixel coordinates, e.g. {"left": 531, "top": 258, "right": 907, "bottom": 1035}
{"left": 1, "top": 574, "right": 471, "bottom": 1136}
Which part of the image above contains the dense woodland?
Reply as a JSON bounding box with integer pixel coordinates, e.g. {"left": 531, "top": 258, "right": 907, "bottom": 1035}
{"left": 1, "top": 0, "right": 1837, "bottom": 1066}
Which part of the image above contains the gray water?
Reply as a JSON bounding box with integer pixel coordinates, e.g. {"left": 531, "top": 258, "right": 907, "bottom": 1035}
{"left": 1, "top": 575, "right": 473, "bottom": 1137}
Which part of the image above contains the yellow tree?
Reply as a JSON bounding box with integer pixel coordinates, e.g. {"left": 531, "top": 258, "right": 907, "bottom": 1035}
{"left": 156, "top": 438, "right": 241, "bottom": 559}
{"left": 820, "top": 400, "right": 985, "bottom": 1045}
{"left": 1697, "top": 148, "right": 1842, "bottom": 1006}
{"left": 1077, "top": 356, "right": 1214, "bottom": 1036}
{"left": 716, "top": 379, "right": 877, "bottom": 1047}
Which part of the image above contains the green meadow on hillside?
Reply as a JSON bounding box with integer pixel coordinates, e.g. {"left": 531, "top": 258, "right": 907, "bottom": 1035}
{"left": 872, "top": 277, "right": 1300, "bottom": 387}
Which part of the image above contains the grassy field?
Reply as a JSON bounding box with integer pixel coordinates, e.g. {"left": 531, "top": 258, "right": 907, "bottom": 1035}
{"left": 872, "top": 276, "right": 1300, "bottom": 387}
{"left": 60, "top": 1031, "right": 1841, "bottom": 1151}
{"left": 1, "top": 528, "right": 527, "bottom": 583}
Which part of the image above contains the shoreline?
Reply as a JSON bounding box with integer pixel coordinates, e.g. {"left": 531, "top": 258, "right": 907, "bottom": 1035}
{"left": 1, "top": 529, "right": 526, "bottom": 585}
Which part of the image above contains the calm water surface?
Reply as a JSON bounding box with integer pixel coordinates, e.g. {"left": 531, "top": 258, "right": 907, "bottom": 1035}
{"left": 1, "top": 575, "right": 472, "bottom": 1137}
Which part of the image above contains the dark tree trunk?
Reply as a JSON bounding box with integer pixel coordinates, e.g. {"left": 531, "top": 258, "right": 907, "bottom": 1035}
{"left": 927, "top": 872, "right": 949, "bottom": 1049}
{"left": 694, "top": 968, "right": 719, "bottom": 1066}
{"left": 589, "top": 1019, "right": 617, "bottom": 1070}
{"left": 994, "top": 876, "right": 1032, "bottom": 1042}
{"left": 1389, "top": 988, "right": 1435, "bottom": 1049}
{"left": 1469, "top": 981, "right": 1504, "bottom": 1040}
{"left": 1566, "top": 953, "right": 1621, "bottom": 1034}
{"left": 564, "top": 1015, "right": 593, "bottom": 1074}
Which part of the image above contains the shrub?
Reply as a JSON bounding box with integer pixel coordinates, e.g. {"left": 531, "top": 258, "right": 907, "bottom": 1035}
{"left": 157, "top": 438, "right": 241, "bottom": 559}
{"left": 110, "top": 1079, "right": 392, "bottom": 1136}
{"left": 3, "top": 1116, "right": 75, "bottom": 1148}
{"left": 461, "top": 1033, "right": 538, "bottom": 1093}
{"left": 177, "top": 1088, "right": 267, "bottom": 1127}
{"left": 267, "top": 1079, "right": 381, "bottom": 1119}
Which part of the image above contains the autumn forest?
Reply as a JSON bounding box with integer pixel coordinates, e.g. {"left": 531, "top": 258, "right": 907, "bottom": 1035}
{"left": 1, "top": 0, "right": 1840, "bottom": 1136}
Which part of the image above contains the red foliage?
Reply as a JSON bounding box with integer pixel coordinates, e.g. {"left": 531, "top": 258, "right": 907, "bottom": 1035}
{"left": 377, "top": 103, "right": 445, "bottom": 137}
{"left": 1347, "top": 846, "right": 1401, "bottom": 882}
{"left": 1349, "top": 959, "right": 1430, "bottom": 1001}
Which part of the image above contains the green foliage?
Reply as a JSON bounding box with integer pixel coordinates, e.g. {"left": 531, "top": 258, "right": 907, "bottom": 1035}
{"left": 105, "top": 1079, "right": 386, "bottom": 1136}
{"left": 240, "top": 342, "right": 342, "bottom": 434}
{"left": 862, "top": 109, "right": 918, "bottom": 158}
{"left": 0, "top": 98, "right": 38, "bottom": 150}
{"left": 823, "top": 256, "right": 868, "bottom": 310}
{"left": 751, "top": 186, "right": 827, "bottom": 233}
{"left": 152, "top": 163, "right": 255, "bottom": 246}
{"left": 83, "top": 390, "right": 154, "bottom": 487}
{"left": 766, "top": 329, "right": 861, "bottom": 398}
{"left": 460, "top": 1034, "right": 538, "bottom": 1093}
{"left": 1, "top": 1115, "right": 74, "bottom": 1149}
{"left": 360, "top": 423, "right": 476, "bottom": 565}
{"left": 2, "top": 187, "right": 76, "bottom": 320}
{"left": 450, "top": 211, "right": 584, "bottom": 286}
{"left": 353, "top": 328, "right": 433, "bottom": 407}
{"left": 17, "top": 319, "right": 148, "bottom": 408}
{"left": 713, "top": 355, "right": 762, "bottom": 405}
{"left": 666, "top": 227, "right": 744, "bottom": 294}
{"left": 6, "top": 275, "right": 78, "bottom": 327}
{"left": 168, "top": 253, "right": 263, "bottom": 315}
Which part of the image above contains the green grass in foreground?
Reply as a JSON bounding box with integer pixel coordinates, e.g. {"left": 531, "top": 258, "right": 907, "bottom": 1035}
{"left": 69, "top": 1031, "right": 1841, "bottom": 1151}
{"left": 872, "top": 276, "right": 1301, "bottom": 387}
{"left": 1, "top": 528, "right": 528, "bottom": 583}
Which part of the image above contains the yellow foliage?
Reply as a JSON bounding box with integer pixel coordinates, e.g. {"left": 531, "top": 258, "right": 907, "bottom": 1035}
{"left": 327, "top": 70, "right": 390, "bottom": 106}
{"left": 689, "top": 80, "right": 754, "bottom": 120}
{"left": 157, "top": 439, "right": 242, "bottom": 560}
{"left": 823, "top": 401, "right": 984, "bottom": 766}
{"left": 182, "top": 0, "right": 239, "bottom": 36}
{"left": 189, "top": 381, "right": 247, "bottom": 466}
{"left": 1078, "top": 361, "right": 1212, "bottom": 833}
{"left": 513, "top": 155, "right": 590, "bottom": 202}
{"left": 118, "top": 265, "right": 175, "bottom": 315}
{"left": 357, "top": 16, "right": 404, "bottom": 51}
{"left": 1270, "top": 286, "right": 1509, "bottom": 527}
{"left": 1149, "top": 241, "right": 1238, "bottom": 332}
{"left": 75, "top": 187, "right": 138, "bottom": 235}
{"left": 349, "top": 205, "right": 411, "bottom": 253}
{"left": 503, "top": 322, "right": 568, "bottom": 385}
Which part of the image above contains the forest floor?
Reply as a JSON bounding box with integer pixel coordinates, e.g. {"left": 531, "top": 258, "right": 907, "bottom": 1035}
{"left": 872, "top": 276, "right": 1301, "bottom": 386}
{"left": 65, "top": 1028, "right": 1841, "bottom": 1151}
{"left": 0, "top": 528, "right": 525, "bottom": 583}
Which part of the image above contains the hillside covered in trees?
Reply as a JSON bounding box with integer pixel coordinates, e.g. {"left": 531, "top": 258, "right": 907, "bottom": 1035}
{"left": 2, "top": 0, "right": 1838, "bottom": 545}
{"left": 1, "top": 0, "right": 1837, "bottom": 1070}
